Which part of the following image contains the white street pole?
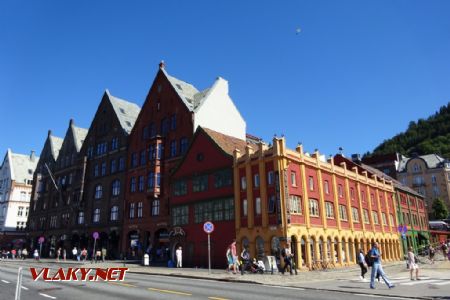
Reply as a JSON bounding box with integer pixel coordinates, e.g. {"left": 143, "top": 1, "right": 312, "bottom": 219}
{"left": 208, "top": 233, "right": 211, "bottom": 275}
{"left": 92, "top": 239, "right": 97, "bottom": 263}
{"left": 15, "top": 267, "right": 23, "bottom": 300}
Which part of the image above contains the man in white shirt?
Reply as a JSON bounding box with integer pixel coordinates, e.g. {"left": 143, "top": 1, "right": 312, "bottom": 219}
{"left": 176, "top": 246, "right": 182, "bottom": 268}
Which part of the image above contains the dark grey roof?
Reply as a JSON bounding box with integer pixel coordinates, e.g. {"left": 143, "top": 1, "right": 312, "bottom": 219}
{"left": 9, "top": 150, "right": 39, "bottom": 183}
{"left": 49, "top": 135, "right": 64, "bottom": 161}
{"left": 398, "top": 154, "right": 446, "bottom": 172}
{"left": 72, "top": 125, "right": 88, "bottom": 152}
{"left": 106, "top": 90, "right": 141, "bottom": 134}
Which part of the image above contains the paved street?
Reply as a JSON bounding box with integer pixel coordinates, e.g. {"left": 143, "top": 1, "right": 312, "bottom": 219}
{"left": 0, "top": 259, "right": 449, "bottom": 299}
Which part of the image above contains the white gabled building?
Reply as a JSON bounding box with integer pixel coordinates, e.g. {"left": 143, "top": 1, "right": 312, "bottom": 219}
{"left": 0, "top": 149, "right": 39, "bottom": 232}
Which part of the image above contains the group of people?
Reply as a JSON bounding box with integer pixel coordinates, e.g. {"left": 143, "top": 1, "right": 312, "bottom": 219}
{"left": 357, "top": 242, "right": 396, "bottom": 289}
{"left": 1, "top": 248, "right": 29, "bottom": 260}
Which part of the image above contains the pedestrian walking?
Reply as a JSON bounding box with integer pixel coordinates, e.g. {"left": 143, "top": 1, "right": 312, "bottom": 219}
{"left": 231, "top": 239, "right": 238, "bottom": 274}
{"left": 429, "top": 245, "right": 435, "bottom": 264}
{"left": 72, "top": 247, "right": 78, "bottom": 261}
{"left": 81, "top": 248, "right": 87, "bottom": 261}
{"left": 441, "top": 242, "right": 448, "bottom": 260}
{"left": 101, "top": 248, "right": 107, "bottom": 262}
{"left": 358, "top": 249, "right": 368, "bottom": 280}
{"left": 281, "top": 242, "right": 294, "bottom": 275}
{"left": 176, "top": 246, "right": 182, "bottom": 268}
{"left": 56, "top": 248, "right": 61, "bottom": 262}
{"left": 226, "top": 246, "right": 233, "bottom": 273}
{"left": 369, "top": 242, "right": 395, "bottom": 289}
{"left": 240, "top": 246, "right": 251, "bottom": 275}
{"left": 33, "top": 249, "right": 39, "bottom": 260}
{"left": 18, "top": 248, "right": 22, "bottom": 260}
{"left": 11, "top": 249, "right": 16, "bottom": 259}
{"left": 22, "top": 248, "right": 28, "bottom": 260}
{"left": 63, "top": 248, "right": 67, "bottom": 261}
{"left": 407, "top": 247, "right": 420, "bottom": 280}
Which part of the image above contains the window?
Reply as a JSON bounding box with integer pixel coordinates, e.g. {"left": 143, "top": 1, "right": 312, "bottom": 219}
{"left": 268, "top": 195, "right": 276, "bottom": 213}
{"left": 173, "top": 180, "right": 187, "bottom": 196}
{"left": 101, "top": 162, "right": 106, "bottom": 176}
{"left": 360, "top": 192, "right": 365, "bottom": 203}
{"left": 112, "top": 180, "right": 120, "bottom": 196}
{"left": 372, "top": 211, "right": 379, "bottom": 225}
{"left": 350, "top": 188, "right": 355, "bottom": 199}
{"left": 413, "top": 163, "right": 421, "bottom": 173}
{"left": 170, "top": 114, "right": 177, "bottom": 130}
{"left": 291, "top": 172, "right": 297, "bottom": 187}
{"left": 363, "top": 209, "right": 370, "bottom": 224}
{"left": 111, "top": 137, "right": 119, "bottom": 150}
{"left": 87, "top": 146, "right": 94, "bottom": 158}
{"left": 309, "top": 199, "right": 319, "bottom": 217}
{"left": 20, "top": 191, "right": 27, "bottom": 201}
{"left": 119, "top": 157, "right": 125, "bottom": 171}
{"left": 156, "top": 173, "right": 161, "bottom": 187}
{"left": 382, "top": 212, "right": 387, "bottom": 225}
{"left": 96, "top": 142, "right": 108, "bottom": 156}
{"left": 267, "top": 171, "right": 274, "bottom": 185}
{"left": 172, "top": 205, "right": 189, "bottom": 226}
{"left": 338, "top": 184, "right": 343, "bottom": 198}
{"left": 142, "top": 126, "right": 149, "bottom": 140}
{"left": 148, "top": 172, "right": 154, "bottom": 189}
{"left": 289, "top": 195, "right": 302, "bottom": 214}
{"left": 431, "top": 175, "right": 437, "bottom": 184}
{"left": 130, "top": 177, "right": 136, "bottom": 192}
{"left": 129, "top": 203, "right": 135, "bottom": 219}
{"left": 194, "top": 198, "right": 234, "bottom": 223}
{"left": 170, "top": 140, "right": 177, "bottom": 157}
{"left": 110, "top": 206, "right": 119, "bottom": 221}
{"left": 161, "top": 118, "right": 169, "bottom": 136}
{"left": 254, "top": 174, "right": 260, "bottom": 188}
{"left": 433, "top": 186, "right": 440, "bottom": 197}
{"left": 137, "top": 202, "right": 143, "bottom": 218}
{"left": 324, "top": 180, "right": 329, "bottom": 195}
{"left": 25, "top": 207, "right": 29, "bottom": 217}
{"left": 180, "top": 137, "right": 188, "bottom": 154}
{"left": 140, "top": 150, "right": 146, "bottom": 165}
{"left": 151, "top": 199, "right": 160, "bottom": 216}
{"left": 325, "top": 202, "right": 334, "bottom": 219}
{"left": 94, "top": 185, "right": 103, "bottom": 199}
{"left": 255, "top": 197, "right": 261, "bottom": 215}
{"left": 93, "top": 208, "right": 100, "bottom": 223}
{"left": 148, "top": 145, "right": 155, "bottom": 160}
{"left": 149, "top": 122, "right": 156, "bottom": 137}
{"left": 352, "top": 207, "right": 359, "bottom": 223}
{"left": 193, "top": 175, "right": 208, "bottom": 192}
{"left": 389, "top": 214, "right": 394, "bottom": 226}
{"left": 214, "top": 169, "right": 232, "bottom": 188}
{"left": 78, "top": 211, "right": 84, "bottom": 225}
{"left": 94, "top": 164, "right": 99, "bottom": 177}
{"left": 131, "top": 153, "right": 138, "bottom": 168}
{"left": 241, "top": 177, "right": 247, "bottom": 190}
{"left": 156, "top": 143, "right": 164, "bottom": 159}
{"left": 243, "top": 199, "right": 248, "bottom": 216}
{"left": 138, "top": 176, "right": 144, "bottom": 192}
{"left": 110, "top": 160, "right": 117, "bottom": 174}
{"left": 339, "top": 205, "right": 348, "bottom": 221}
{"left": 308, "top": 176, "right": 314, "bottom": 191}
{"left": 17, "top": 206, "right": 24, "bottom": 217}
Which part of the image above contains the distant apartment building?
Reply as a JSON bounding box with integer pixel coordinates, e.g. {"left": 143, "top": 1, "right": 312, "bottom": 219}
{"left": 0, "top": 149, "right": 38, "bottom": 248}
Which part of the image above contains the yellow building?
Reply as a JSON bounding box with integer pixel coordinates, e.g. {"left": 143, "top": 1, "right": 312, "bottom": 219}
{"left": 233, "top": 137, "right": 403, "bottom": 271}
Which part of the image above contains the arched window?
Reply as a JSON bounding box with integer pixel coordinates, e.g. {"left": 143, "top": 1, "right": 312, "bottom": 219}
{"left": 110, "top": 206, "right": 119, "bottom": 221}
{"left": 94, "top": 185, "right": 103, "bottom": 199}
{"left": 112, "top": 180, "right": 121, "bottom": 196}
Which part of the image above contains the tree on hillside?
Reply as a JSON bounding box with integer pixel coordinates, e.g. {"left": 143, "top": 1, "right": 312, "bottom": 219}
{"left": 431, "top": 197, "right": 449, "bottom": 220}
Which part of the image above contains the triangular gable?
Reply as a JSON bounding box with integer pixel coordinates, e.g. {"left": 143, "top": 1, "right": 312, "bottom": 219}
{"left": 35, "top": 131, "right": 63, "bottom": 174}
{"left": 106, "top": 90, "right": 140, "bottom": 134}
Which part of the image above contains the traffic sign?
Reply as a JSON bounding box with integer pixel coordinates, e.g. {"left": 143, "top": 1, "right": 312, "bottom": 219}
{"left": 203, "top": 221, "right": 214, "bottom": 234}
{"left": 38, "top": 236, "right": 45, "bottom": 244}
{"left": 93, "top": 232, "right": 99, "bottom": 240}
{"left": 397, "top": 225, "right": 407, "bottom": 234}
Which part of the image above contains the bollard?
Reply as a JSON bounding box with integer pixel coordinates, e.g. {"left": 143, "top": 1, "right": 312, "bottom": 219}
{"left": 15, "top": 267, "right": 23, "bottom": 300}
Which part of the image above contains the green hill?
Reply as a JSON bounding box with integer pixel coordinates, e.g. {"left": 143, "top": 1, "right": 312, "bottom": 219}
{"left": 367, "top": 103, "right": 450, "bottom": 158}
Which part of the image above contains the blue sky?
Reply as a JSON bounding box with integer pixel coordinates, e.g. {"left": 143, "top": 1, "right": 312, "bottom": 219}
{"left": 1, "top": 1, "right": 450, "bottom": 159}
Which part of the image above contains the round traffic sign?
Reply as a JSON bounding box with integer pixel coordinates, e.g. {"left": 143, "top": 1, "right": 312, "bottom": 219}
{"left": 397, "top": 225, "right": 407, "bottom": 234}
{"left": 203, "top": 221, "right": 214, "bottom": 234}
{"left": 93, "top": 232, "right": 99, "bottom": 239}
{"left": 38, "top": 236, "right": 45, "bottom": 244}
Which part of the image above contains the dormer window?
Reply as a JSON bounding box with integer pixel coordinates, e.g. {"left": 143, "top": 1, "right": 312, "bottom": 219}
{"left": 176, "top": 84, "right": 182, "bottom": 90}
{"left": 119, "top": 108, "right": 126, "bottom": 114}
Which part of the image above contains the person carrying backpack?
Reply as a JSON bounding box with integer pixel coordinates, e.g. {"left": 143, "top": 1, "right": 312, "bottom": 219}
{"left": 369, "top": 242, "right": 395, "bottom": 289}
{"left": 281, "top": 243, "right": 294, "bottom": 275}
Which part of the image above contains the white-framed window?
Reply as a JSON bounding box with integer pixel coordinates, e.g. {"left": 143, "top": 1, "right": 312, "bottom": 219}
{"left": 325, "top": 202, "right": 334, "bottom": 219}
{"left": 130, "top": 177, "right": 136, "bottom": 193}
{"left": 289, "top": 195, "right": 302, "bottom": 214}
{"left": 338, "top": 184, "right": 343, "bottom": 198}
{"left": 241, "top": 177, "right": 247, "bottom": 190}
{"left": 339, "top": 205, "right": 348, "bottom": 221}
{"left": 255, "top": 197, "right": 261, "bottom": 215}
{"left": 25, "top": 207, "right": 29, "bottom": 217}
{"left": 372, "top": 211, "right": 379, "bottom": 225}
{"left": 111, "top": 179, "right": 120, "bottom": 196}
{"left": 94, "top": 185, "right": 103, "bottom": 199}
{"left": 243, "top": 199, "right": 248, "bottom": 216}
{"left": 268, "top": 195, "right": 276, "bottom": 213}
{"left": 254, "top": 174, "right": 260, "bottom": 188}
{"left": 389, "top": 214, "right": 394, "bottom": 226}
{"left": 93, "top": 208, "right": 100, "bottom": 223}
{"left": 291, "top": 171, "right": 297, "bottom": 187}
{"left": 352, "top": 207, "right": 359, "bottom": 223}
{"left": 267, "top": 171, "right": 274, "bottom": 185}
{"left": 350, "top": 188, "right": 355, "bottom": 199}
{"left": 152, "top": 199, "right": 160, "bottom": 216}
{"left": 363, "top": 209, "right": 370, "bottom": 224}
{"left": 17, "top": 206, "right": 24, "bottom": 217}
{"left": 309, "top": 198, "right": 319, "bottom": 217}
{"left": 129, "top": 203, "right": 135, "bottom": 219}
{"left": 110, "top": 206, "right": 119, "bottom": 221}
{"left": 137, "top": 202, "right": 143, "bottom": 218}
{"left": 78, "top": 212, "right": 84, "bottom": 224}
{"left": 324, "top": 180, "right": 329, "bottom": 194}
{"left": 20, "top": 191, "right": 26, "bottom": 201}
{"left": 382, "top": 212, "right": 387, "bottom": 225}
{"left": 308, "top": 176, "right": 314, "bottom": 191}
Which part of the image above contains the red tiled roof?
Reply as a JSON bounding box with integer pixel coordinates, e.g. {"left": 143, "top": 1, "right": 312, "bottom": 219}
{"left": 202, "top": 127, "right": 251, "bottom": 155}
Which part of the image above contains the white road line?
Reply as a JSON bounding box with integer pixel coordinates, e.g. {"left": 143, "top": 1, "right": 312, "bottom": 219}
{"left": 39, "top": 293, "right": 57, "bottom": 299}
{"left": 263, "top": 285, "right": 305, "bottom": 291}
{"left": 21, "top": 286, "right": 29, "bottom": 290}
{"left": 401, "top": 279, "right": 441, "bottom": 286}
{"left": 1, "top": 280, "right": 10, "bottom": 283}
{"left": 353, "top": 294, "right": 410, "bottom": 300}
{"left": 429, "top": 281, "right": 450, "bottom": 286}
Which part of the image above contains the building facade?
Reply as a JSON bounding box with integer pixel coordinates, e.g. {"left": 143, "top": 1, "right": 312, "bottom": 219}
{"left": 122, "top": 63, "right": 245, "bottom": 259}
{"left": 170, "top": 127, "right": 248, "bottom": 267}
{"left": 397, "top": 154, "right": 450, "bottom": 216}
{"left": 233, "top": 137, "right": 402, "bottom": 271}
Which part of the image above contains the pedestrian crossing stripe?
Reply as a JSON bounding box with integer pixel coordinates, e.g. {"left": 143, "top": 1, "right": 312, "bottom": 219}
{"left": 351, "top": 277, "right": 449, "bottom": 286}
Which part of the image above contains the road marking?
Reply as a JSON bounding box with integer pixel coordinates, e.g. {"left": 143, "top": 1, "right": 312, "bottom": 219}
{"left": 402, "top": 279, "right": 441, "bottom": 286}
{"left": 148, "top": 287, "right": 192, "bottom": 296}
{"left": 208, "top": 297, "right": 230, "bottom": 300}
{"left": 22, "top": 286, "right": 29, "bottom": 290}
{"left": 263, "top": 285, "right": 305, "bottom": 291}
{"left": 430, "top": 281, "right": 450, "bottom": 286}
{"left": 1, "top": 280, "right": 10, "bottom": 283}
{"left": 39, "top": 293, "right": 57, "bottom": 299}
{"left": 108, "top": 282, "right": 137, "bottom": 288}
{"left": 353, "top": 294, "right": 410, "bottom": 299}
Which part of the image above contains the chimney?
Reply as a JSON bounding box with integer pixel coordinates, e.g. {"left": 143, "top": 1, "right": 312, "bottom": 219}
{"left": 159, "top": 60, "right": 166, "bottom": 69}
{"left": 47, "top": 130, "right": 52, "bottom": 137}
{"left": 69, "top": 118, "right": 74, "bottom": 126}
{"left": 30, "top": 150, "right": 36, "bottom": 162}
{"left": 351, "top": 153, "right": 361, "bottom": 164}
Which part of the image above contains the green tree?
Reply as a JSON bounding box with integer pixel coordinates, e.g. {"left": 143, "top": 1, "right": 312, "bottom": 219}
{"left": 431, "top": 198, "right": 449, "bottom": 220}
